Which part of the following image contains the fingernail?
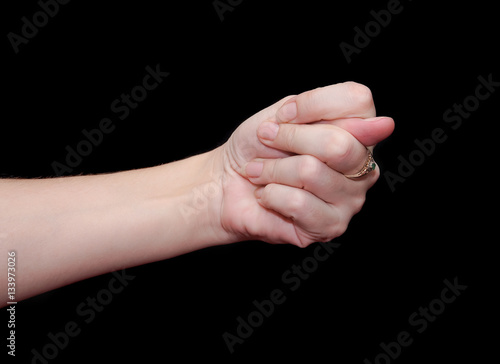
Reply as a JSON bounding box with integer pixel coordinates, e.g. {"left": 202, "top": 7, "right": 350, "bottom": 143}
{"left": 257, "top": 121, "right": 279, "bottom": 141}
{"left": 277, "top": 102, "right": 297, "bottom": 122}
{"left": 246, "top": 161, "right": 263, "bottom": 178}
{"left": 254, "top": 187, "right": 264, "bottom": 199}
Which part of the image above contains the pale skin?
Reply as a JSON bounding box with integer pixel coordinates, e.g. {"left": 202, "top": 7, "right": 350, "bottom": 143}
{"left": 0, "top": 82, "right": 394, "bottom": 306}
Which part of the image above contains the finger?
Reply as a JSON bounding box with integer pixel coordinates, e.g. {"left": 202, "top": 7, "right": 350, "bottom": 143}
{"left": 244, "top": 155, "right": 376, "bottom": 204}
{"left": 318, "top": 116, "right": 395, "bottom": 147}
{"left": 276, "top": 82, "right": 376, "bottom": 124}
{"left": 255, "top": 184, "right": 346, "bottom": 244}
{"left": 257, "top": 121, "right": 371, "bottom": 176}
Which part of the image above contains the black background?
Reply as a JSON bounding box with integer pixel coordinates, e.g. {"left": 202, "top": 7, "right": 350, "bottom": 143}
{"left": 1, "top": 0, "right": 497, "bottom": 362}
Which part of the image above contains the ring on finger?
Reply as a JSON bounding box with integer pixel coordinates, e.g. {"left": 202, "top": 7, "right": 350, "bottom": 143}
{"left": 344, "top": 148, "right": 376, "bottom": 179}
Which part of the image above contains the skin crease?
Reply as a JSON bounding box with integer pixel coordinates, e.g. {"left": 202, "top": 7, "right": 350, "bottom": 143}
{"left": 0, "top": 82, "right": 394, "bottom": 305}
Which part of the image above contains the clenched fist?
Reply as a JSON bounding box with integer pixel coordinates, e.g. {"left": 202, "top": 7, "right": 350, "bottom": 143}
{"left": 215, "top": 82, "right": 395, "bottom": 247}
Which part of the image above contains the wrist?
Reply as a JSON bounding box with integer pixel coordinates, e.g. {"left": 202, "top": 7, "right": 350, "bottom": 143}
{"left": 149, "top": 146, "right": 233, "bottom": 253}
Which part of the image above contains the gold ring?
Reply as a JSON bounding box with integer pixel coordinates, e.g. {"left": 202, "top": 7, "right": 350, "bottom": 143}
{"left": 344, "top": 148, "right": 376, "bottom": 179}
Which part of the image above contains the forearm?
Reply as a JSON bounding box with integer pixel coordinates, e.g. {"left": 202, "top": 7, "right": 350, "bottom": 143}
{"left": 0, "top": 147, "right": 229, "bottom": 305}
{"left": 0, "top": 82, "right": 394, "bottom": 306}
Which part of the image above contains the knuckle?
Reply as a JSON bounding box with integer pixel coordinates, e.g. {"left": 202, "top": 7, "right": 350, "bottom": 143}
{"left": 351, "top": 194, "right": 367, "bottom": 214}
{"left": 287, "top": 189, "right": 308, "bottom": 218}
{"left": 337, "top": 135, "right": 354, "bottom": 162}
{"left": 337, "top": 220, "right": 350, "bottom": 237}
{"left": 344, "top": 82, "right": 374, "bottom": 108}
{"left": 325, "top": 130, "right": 353, "bottom": 164}
{"left": 329, "top": 219, "right": 349, "bottom": 240}
{"left": 297, "top": 155, "right": 322, "bottom": 187}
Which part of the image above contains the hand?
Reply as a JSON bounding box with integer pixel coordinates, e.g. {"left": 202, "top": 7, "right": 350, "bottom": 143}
{"left": 0, "top": 82, "right": 394, "bottom": 303}
{"left": 216, "top": 82, "right": 395, "bottom": 247}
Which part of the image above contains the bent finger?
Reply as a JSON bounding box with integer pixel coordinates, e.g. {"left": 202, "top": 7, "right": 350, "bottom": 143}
{"left": 255, "top": 184, "right": 346, "bottom": 244}
{"left": 257, "top": 122, "right": 370, "bottom": 176}
{"left": 244, "top": 155, "right": 375, "bottom": 203}
{"left": 276, "top": 82, "right": 377, "bottom": 124}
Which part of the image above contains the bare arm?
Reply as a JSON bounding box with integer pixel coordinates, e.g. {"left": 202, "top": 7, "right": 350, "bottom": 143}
{"left": 0, "top": 148, "right": 231, "bottom": 305}
{"left": 0, "top": 82, "right": 394, "bottom": 307}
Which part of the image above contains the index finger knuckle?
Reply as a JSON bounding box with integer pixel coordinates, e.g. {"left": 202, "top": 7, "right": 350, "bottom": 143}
{"left": 344, "top": 82, "right": 374, "bottom": 110}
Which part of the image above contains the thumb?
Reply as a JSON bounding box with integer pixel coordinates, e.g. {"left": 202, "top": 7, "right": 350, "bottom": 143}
{"left": 323, "top": 116, "right": 395, "bottom": 147}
